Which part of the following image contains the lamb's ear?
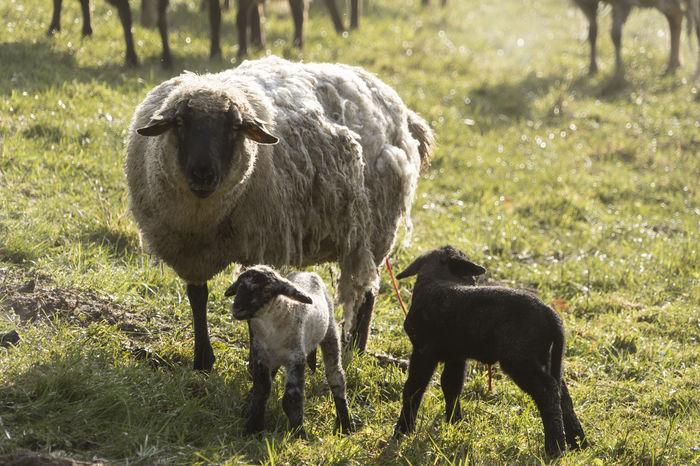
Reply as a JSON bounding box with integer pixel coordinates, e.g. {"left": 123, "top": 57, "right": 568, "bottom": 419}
{"left": 396, "top": 256, "right": 426, "bottom": 279}
{"left": 224, "top": 280, "right": 240, "bottom": 297}
{"left": 240, "top": 118, "right": 279, "bottom": 145}
{"left": 448, "top": 257, "right": 486, "bottom": 277}
{"left": 277, "top": 281, "right": 313, "bottom": 304}
{"left": 136, "top": 100, "right": 187, "bottom": 136}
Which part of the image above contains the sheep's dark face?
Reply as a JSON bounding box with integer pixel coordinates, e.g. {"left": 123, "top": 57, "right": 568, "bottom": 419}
{"left": 396, "top": 245, "right": 487, "bottom": 284}
{"left": 136, "top": 98, "right": 279, "bottom": 199}
{"left": 225, "top": 267, "right": 313, "bottom": 320}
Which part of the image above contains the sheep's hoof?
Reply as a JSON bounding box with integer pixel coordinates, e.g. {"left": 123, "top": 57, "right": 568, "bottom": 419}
{"left": 125, "top": 51, "right": 139, "bottom": 68}
{"left": 193, "top": 345, "right": 215, "bottom": 371}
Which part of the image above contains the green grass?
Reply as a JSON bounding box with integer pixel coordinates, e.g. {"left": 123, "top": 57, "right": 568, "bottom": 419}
{"left": 1, "top": 0, "right": 699, "bottom": 463}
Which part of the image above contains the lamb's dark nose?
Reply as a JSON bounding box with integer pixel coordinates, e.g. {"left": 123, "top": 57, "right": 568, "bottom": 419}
{"left": 187, "top": 166, "right": 219, "bottom": 198}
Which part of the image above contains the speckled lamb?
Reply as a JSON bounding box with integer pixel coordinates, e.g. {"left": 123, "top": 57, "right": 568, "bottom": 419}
{"left": 225, "top": 265, "right": 353, "bottom": 438}
{"left": 125, "top": 55, "right": 434, "bottom": 370}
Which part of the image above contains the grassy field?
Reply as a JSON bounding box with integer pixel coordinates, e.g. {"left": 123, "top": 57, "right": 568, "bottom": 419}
{"left": 1, "top": 0, "right": 698, "bottom": 463}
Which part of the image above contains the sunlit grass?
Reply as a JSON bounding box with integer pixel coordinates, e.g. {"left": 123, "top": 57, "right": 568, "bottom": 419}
{"left": 1, "top": 0, "right": 699, "bottom": 463}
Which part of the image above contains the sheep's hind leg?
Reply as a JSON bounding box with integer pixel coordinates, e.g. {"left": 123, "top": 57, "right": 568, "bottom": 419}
{"left": 560, "top": 380, "right": 588, "bottom": 449}
{"left": 350, "top": 290, "right": 376, "bottom": 352}
{"left": 441, "top": 359, "right": 467, "bottom": 423}
{"left": 187, "top": 283, "right": 215, "bottom": 371}
{"left": 320, "top": 328, "right": 354, "bottom": 434}
{"left": 501, "top": 360, "right": 566, "bottom": 457}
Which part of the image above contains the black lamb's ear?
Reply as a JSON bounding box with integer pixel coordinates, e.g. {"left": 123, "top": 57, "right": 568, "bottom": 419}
{"left": 224, "top": 280, "right": 240, "bottom": 297}
{"left": 396, "top": 255, "right": 426, "bottom": 279}
{"left": 240, "top": 118, "right": 279, "bottom": 145}
{"left": 277, "top": 281, "right": 313, "bottom": 304}
{"left": 448, "top": 256, "right": 486, "bottom": 277}
{"left": 136, "top": 100, "right": 188, "bottom": 137}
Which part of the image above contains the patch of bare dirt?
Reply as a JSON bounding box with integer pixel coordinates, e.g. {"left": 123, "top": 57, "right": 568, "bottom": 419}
{"left": 0, "top": 450, "right": 104, "bottom": 465}
{"left": 0, "top": 268, "right": 150, "bottom": 338}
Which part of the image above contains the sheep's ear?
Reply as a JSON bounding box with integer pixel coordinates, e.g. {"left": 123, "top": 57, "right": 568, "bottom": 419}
{"left": 396, "top": 256, "right": 425, "bottom": 279}
{"left": 448, "top": 257, "right": 486, "bottom": 277}
{"left": 278, "top": 282, "right": 313, "bottom": 305}
{"left": 224, "top": 280, "right": 240, "bottom": 297}
{"left": 240, "top": 118, "right": 279, "bottom": 145}
{"left": 136, "top": 100, "right": 187, "bottom": 136}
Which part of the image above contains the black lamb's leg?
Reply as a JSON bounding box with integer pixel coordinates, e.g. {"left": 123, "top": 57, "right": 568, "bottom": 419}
{"left": 188, "top": 283, "right": 215, "bottom": 371}
{"left": 441, "top": 359, "right": 467, "bottom": 423}
{"left": 78, "top": 0, "right": 93, "bottom": 36}
{"left": 350, "top": 290, "right": 375, "bottom": 352}
{"left": 394, "top": 349, "right": 438, "bottom": 436}
{"left": 560, "top": 380, "right": 588, "bottom": 449}
{"left": 48, "top": 0, "right": 62, "bottom": 35}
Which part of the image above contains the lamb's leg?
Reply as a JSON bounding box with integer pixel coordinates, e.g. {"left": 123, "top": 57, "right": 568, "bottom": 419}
{"left": 187, "top": 283, "right": 215, "bottom": 371}
{"left": 560, "top": 380, "right": 588, "bottom": 449}
{"left": 320, "top": 327, "right": 354, "bottom": 434}
{"left": 78, "top": 0, "right": 92, "bottom": 36}
{"left": 323, "top": 0, "right": 345, "bottom": 34}
{"left": 662, "top": 6, "right": 684, "bottom": 74}
{"left": 501, "top": 360, "right": 566, "bottom": 457}
{"left": 247, "top": 351, "right": 272, "bottom": 434}
{"left": 156, "top": 0, "right": 172, "bottom": 67}
{"left": 394, "top": 350, "right": 438, "bottom": 436}
{"left": 350, "top": 290, "right": 375, "bottom": 352}
{"left": 288, "top": 0, "right": 306, "bottom": 48}
{"left": 441, "top": 359, "right": 467, "bottom": 424}
{"left": 48, "top": 0, "right": 63, "bottom": 35}
{"left": 207, "top": 0, "right": 222, "bottom": 58}
{"left": 574, "top": 0, "right": 599, "bottom": 75}
{"left": 106, "top": 0, "right": 139, "bottom": 66}
{"left": 611, "top": 2, "right": 632, "bottom": 78}
{"left": 282, "top": 356, "right": 307, "bottom": 439}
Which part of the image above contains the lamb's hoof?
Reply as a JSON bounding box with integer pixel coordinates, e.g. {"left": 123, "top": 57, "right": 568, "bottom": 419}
{"left": 160, "top": 53, "right": 173, "bottom": 69}
{"left": 209, "top": 47, "right": 222, "bottom": 60}
{"left": 125, "top": 52, "right": 139, "bottom": 68}
{"left": 291, "top": 426, "right": 308, "bottom": 440}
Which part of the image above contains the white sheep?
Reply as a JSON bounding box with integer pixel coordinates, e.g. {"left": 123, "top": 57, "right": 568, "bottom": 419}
{"left": 125, "top": 56, "right": 434, "bottom": 370}
{"left": 224, "top": 265, "right": 353, "bottom": 438}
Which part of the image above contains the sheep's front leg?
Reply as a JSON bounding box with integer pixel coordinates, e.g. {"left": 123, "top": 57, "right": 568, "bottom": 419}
{"left": 247, "top": 353, "right": 272, "bottom": 434}
{"left": 187, "top": 283, "right": 215, "bottom": 371}
{"left": 282, "top": 356, "right": 307, "bottom": 439}
{"left": 394, "top": 349, "right": 438, "bottom": 436}
{"left": 321, "top": 329, "right": 354, "bottom": 434}
{"left": 441, "top": 359, "right": 467, "bottom": 423}
{"left": 573, "top": 0, "right": 599, "bottom": 75}
{"left": 207, "top": 0, "right": 222, "bottom": 58}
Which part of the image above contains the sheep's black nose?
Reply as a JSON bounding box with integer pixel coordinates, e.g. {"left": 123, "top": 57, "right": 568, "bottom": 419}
{"left": 187, "top": 166, "right": 219, "bottom": 198}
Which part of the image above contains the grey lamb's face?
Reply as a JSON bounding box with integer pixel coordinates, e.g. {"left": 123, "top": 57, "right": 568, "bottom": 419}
{"left": 136, "top": 97, "right": 279, "bottom": 199}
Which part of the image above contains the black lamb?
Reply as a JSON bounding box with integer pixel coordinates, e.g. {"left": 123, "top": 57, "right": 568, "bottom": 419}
{"left": 393, "top": 245, "right": 587, "bottom": 457}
